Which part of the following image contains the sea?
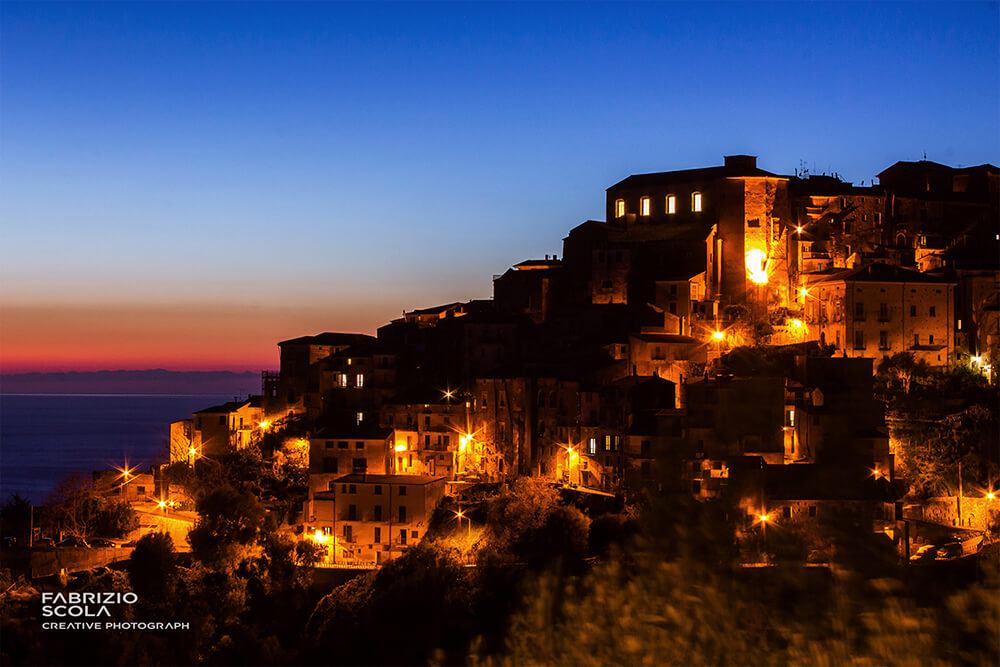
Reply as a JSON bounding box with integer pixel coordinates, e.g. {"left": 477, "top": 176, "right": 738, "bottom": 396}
{"left": 0, "top": 394, "right": 233, "bottom": 503}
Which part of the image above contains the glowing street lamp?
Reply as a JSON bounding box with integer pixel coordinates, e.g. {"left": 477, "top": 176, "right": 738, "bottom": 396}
{"left": 454, "top": 508, "right": 471, "bottom": 537}
{"left": 795, "top": 226, "right": 804, "bottom": 234}
{"left": 712, "top": 330, "right": 725, "bottom": 341}
{"left": 987, "top": 491, "right": 996, "bottom": 501}
{"left": 258, "top": 420, "right": 271, "bottom": 431}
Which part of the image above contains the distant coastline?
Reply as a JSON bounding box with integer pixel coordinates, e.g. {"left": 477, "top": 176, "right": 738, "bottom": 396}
{"left": 0, "top": 369, "right": 261, "bottom": 396}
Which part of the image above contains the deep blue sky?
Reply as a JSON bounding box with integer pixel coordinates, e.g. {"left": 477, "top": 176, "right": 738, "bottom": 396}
{"left": 1, "top": 1, "right": 997, "bottom": 370}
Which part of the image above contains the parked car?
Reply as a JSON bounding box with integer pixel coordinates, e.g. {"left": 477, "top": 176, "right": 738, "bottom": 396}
{"left": 934, "top": 542, "right": 964, "bottom": 560}
{"left": 33, "top": 537, "right": 55, "bottom": 548}
{"left": 56, "top": 536, "right": 90, "bottom": 548}
{"left": 89, "top": 538, "right": 121, "bottom": 548}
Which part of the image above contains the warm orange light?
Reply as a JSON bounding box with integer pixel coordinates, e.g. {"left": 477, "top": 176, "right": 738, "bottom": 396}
{"left": 459, "top": 435, "right": 469, "bottom": 451}
{"left": 871, "top": 468, "right": 882, "bottom": 479}
{"left": 312, "top": 530, "right": 328, "bottom": 544}
{"left": 799, "top": 288, "right": 808, "bottom": 298}
{"left": 712, "top": 330, "right": 725, "bottom": 341}
{"left": 987, "top": 491, "right": 996, "bottom": 501}
{"left": 795, "top": 226, "right": 803, "bottom": 234}
{"left": 259, "top": 420, "right": 271, "bottom": 430}
{"left": 758, "top": 514, "right": 770, "bottom": 523}
{"left": 157, "top": 500, "right": 167, "bottom": 509}
{"left": 790, "top": 319, "right": 803, "bottom": 329}
{"left": 188, "top": 447, "right": 197, "bottom": 456}
{"left": 455, "top": 510, "right": 465, "bottom": 520}
{"left": 746, "top": 248, "right": 769, "bottom": 285}
{"left": 443, "top": 389, "right": 454, "bottom": 400}
{"left": 394, "top": 443, "right": 407, "bottom": 452}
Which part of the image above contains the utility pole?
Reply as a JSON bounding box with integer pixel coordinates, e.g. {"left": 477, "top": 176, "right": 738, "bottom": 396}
{"left": 957, "top": 459, "right": 963, "bottom": 524}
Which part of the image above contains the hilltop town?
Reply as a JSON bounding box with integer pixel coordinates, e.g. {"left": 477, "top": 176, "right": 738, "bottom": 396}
{"left": 3, "top": 154, "right": 999, "bottom": 665}
{"left": 133, "top": 154, "right": 997, "bottom": 565}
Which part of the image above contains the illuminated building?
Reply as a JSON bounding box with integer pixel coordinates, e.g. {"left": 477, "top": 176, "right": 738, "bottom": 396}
{"left": 309, "top": 473, "right": 447, "bottom": 565}
{"left": 805, "top": 263, "right": 957, "bottom": 367}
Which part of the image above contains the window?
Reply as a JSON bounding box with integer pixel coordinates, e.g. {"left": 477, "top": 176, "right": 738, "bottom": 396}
{"left": 666, "top": 195, "right": 676, "bottom": 214}
{"left": 929, "top": 334, "right": 934, "bottom": 344}
{"left": 219, "top": 416, "right": 226, "bottom": 425}
{"left": 640, "top": 196, "right": 650, "bottom": 216}
{"left": 783, "top": 506, "right": 792, "bottom": 519}
{"left": 615, "top": 199, "right": 625, "bottom": 218}
{"left": 355, "top": 441, "right": 364, "bottom": 450}
{"left": 136, "top": 486, "right": 146, "bottom": 495}
{"left": 747, "top": 217, "right": 760, "bottom": 228}
{"left": 588, "top": 437, "right": 597, "bottom": 455}
{"left": 374, "top": 485, "right": 382, "bottom": 495}
{"left": 929, "top": 306, "right": 936, "bottom": 317}
{"left": 323, "top": 458, "right": 338, "bottom": 473}
{"left": 411, "top": 530, "right": 418, "bottom": 539}
{"left": 854, "top": 301, "right": 865, "bottom": 321}
{"left": 374, "top": 527, "right": 381, "bottom": 543}
{"left": 879, "top": 331, "right": 889, "bottom": 349}
{"left": 325, "top": 440, "right": 334, "bottom": 449}
{"left": 809, "top": 505, "right": 817, "bottom": 517}
{"left": 374, "top": 505, "right": 382, "bottom": 521}
{"left": 338, "top": 441, "right": 348, "bottom": 449}
{"left": 348, "top": 504, "right": 357, "bottom": 521}
{"left": 910, "top": 305, "right": 917, "bottom": 316}
{"left": 398, "top": 506, "right": 407, "bottom": 523}
{"left": 914, "top": 334, "right": 919, "bottom": 346}
{"left": 854, "top": 331, "right": 865, "bottom": 350}
{"left": 424, "top": 416, "right": 430, "bottom": 427}
{"left": 343, "top": 525, "right": 352, "bottom": 541}
{"left": 355, "top": 373, "right": 364, "bottom": 388}
{"left": 692, "top": 192, "right": 702, "bottom": 212}
{"left": 399, "top": 529, "right": 407, "bottom": 545}
{"left": 878, "top": 303, "right": 888, "bottom": 320}
{"left": 398, "top": 486, "right": 407, "bottom": 497}
{"left": 352, "top": 458, "right": 367, "bottom": 473}
{"left": 349, "top": 484, "right": 356, "bottom": 494}
{"left": 338, "top": 373, "right": 348, "bottom": 388}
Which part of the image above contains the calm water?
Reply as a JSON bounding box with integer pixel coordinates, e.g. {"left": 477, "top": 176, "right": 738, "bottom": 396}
{"left": 0, "top": 394, "right": 232, "bottom": 503}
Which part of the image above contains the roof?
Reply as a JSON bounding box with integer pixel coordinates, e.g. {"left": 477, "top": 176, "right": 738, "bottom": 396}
{"left": 608, "top": 163, "right": 783, "bottom": 190}
{"left": 194, "top": 399, "right": 257, "bottom": 414}
{"left": 278, "top": 332, "right": 375, "bottom": 347}
{"left": 328, "top": 473, "right": 448, "bottom": 486}
{"left": 405, "top": 302, "right": 463, "bottom": 316}
{"left": 312, "top": 423, "right": 393, "bottom": 440}
{"left": 629, "top": 332, "right": 701, "bottom": 345}
{"left": 814, "top": 263, "right": 956, "bottom": 285}
{"left": 514, "top": 258, "right": 563, "bottom": 270}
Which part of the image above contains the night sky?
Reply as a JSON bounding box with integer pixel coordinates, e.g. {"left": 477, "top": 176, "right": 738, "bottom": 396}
{"left": 2, "top": 1, "right": 997, "bottom": 372}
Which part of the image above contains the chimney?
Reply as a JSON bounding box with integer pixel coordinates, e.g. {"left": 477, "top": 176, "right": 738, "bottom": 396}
{"left": 724, "top": 155, "right": 757, "bottom": 170}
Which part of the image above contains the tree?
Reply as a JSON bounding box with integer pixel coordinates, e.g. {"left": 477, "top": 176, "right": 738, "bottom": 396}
{"left": 128, "top": 532, "right": 176, "bottom": 600}
{"left": 0, "top": 494, "right": 33, "bottom": 544}
{"left": 188, "top": 485, "right": 265, "bottom": 565}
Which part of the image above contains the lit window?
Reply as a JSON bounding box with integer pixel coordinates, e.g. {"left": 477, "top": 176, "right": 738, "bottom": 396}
{"left": 640, "top": 197, "right": 650, "bottom": 216}
{"left": 615, "top": 199, "right": 625, "bottom": 218}
{"left": 692, "top": 192, "right": 702, "bottom": 212}
{"left": 588, "top": 438, "right": 597, "bottom": 455}
{"left": 355, "top": 373, "right": 364, "bottom": 388}
{"left": 338, "top": 373, "right": 347, "bottom": 388}
{"left": 666, "top": 195, "right": 676, "bottom": 214}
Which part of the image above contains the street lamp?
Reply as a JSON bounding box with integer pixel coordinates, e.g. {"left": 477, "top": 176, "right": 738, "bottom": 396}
{"left": 454, "top": 508, "right": 471, "bottom": 537}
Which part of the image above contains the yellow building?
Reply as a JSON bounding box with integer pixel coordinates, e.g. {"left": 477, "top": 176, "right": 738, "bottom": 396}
{"left": 806, "top": 263, "right": 956, "bottom": 367}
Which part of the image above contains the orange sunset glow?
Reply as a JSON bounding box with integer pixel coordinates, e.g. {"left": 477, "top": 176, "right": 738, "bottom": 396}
{"left": 0, "top": 302, "right": 402, "bottom": 372}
